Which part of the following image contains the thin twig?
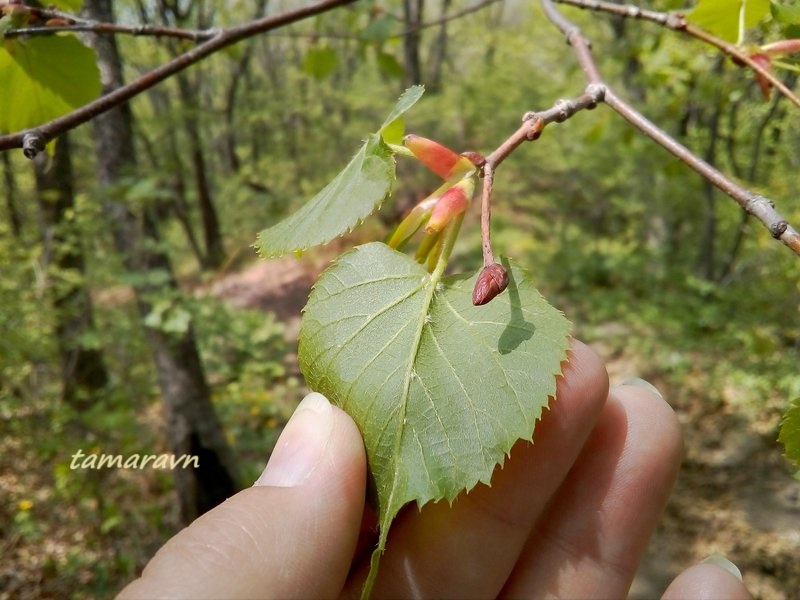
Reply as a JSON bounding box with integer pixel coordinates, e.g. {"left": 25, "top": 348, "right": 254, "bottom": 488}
{"left": 539, "top": 0, "right": 800, "bottom": 256}
{"left": 552, "top": 0, "right": 800, "bottom": 109}
{"left": 0, "top": 0, "right": 358, "bottom": 156}
{"left": 478, "top": 87, "right": 605, "bottom": 264}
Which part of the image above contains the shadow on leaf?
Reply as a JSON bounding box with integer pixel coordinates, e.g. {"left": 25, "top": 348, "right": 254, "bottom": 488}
{"left": 498, "top": 257, "right": 535, "bottom": 355}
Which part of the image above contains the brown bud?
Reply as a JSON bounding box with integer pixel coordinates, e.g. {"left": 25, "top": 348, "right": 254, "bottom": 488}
{"left": 472, "top": 263, "right": 509, "bottom": 306}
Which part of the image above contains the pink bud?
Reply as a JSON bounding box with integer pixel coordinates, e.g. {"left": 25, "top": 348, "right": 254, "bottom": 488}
{"left": 424, "top": 178, "right": 474, "bottom": 234}
{"left": 472, "top": 263, "right": 509, "bottom": 306}
{"left": 404, "top": 134, "right": 475, "bottom": 180}
{"left": 760, "top": 39, "right": 800, "bottom": 58}
{"left": 749, "top": 52, "right": 773, "bottom": 100}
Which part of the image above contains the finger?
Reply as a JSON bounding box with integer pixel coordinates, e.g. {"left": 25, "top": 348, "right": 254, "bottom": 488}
{"left": 662, "top": 559, "right": 752, "bottom": 600}
{"left": 119, "top": 393, "right": 366, "bottom": 600}
{"left": 344, "top": 339, "right": 609, "bottom": 599}
{"left": 501, "top": 382, "right": 683, "bottom": 599}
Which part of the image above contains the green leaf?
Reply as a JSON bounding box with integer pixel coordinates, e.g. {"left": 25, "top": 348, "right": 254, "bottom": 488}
{"left": 302, "top": 45, "right": 339, "bottom": 80}
{"left": 688, "top": 0, "right": 771, "bottom": 42}
{"left": 299, "top": 242, "right": 571, "bottom": 594}
{"left": 48, "top": 0, "right": 85, "bottom": 10}
{"left": 255, "top": 88, "right": 424, "bottom": 257}
{"left": 771, "top": 1, "right": 800, "bottom": 26}
{"left": 379, "top": 84, "right": 424, "bottom": 144}
{"left": 255, "top": 134, "right": 393, "bottom": 257}
{"left": 375, "top": 50, "right": 404, "bottom": 80}
{"left": 0, "top": 35, "right": 100, "bottom": 134}
{"left": 779, "top": 398, "right": 800, "bottom": 471}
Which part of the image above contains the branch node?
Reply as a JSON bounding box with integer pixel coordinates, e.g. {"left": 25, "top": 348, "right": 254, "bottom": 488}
{"left": 522, "top": 111, "right": 537, "bottom": 122}
{"left": 554, "top": 99, "right": 571, "bottom": 122}
{"left": 585, "top": 82, "right": 606, "bottom": 105}
{"left": 22, "top": 131, "right": 46, "bottom": 159}
{"left": 771, "top": 220, "right": 789, "bottom": 239}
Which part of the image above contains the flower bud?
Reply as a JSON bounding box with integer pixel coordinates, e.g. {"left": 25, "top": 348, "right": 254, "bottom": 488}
{"left": 404, "top": 134, "right": 475, "bottom": 180}
{"left": 387, "top": 196, "right": 437, "bottom": 250}
{"left": 472, "top": 263, "right": 509, "bottom": 306}
{"left": 424, "top": 178, "right": 475, "bottom": 234}
{"left": 749, "top": 52, "right": 773, "bottom": 99}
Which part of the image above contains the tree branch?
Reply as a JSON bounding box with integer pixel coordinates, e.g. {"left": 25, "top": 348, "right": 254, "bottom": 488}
{"left": 0, "top": 0, "right": 358, "bottom": 157}
{"left": 537, "top": 0, "right": 800, "bottom": 257}
{"left": 552, "top": 0, "right": 800, "bottom": 110}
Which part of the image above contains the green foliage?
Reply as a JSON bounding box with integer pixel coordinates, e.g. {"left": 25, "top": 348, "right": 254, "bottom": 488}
{"left": 779, "top": 398, "right": 800, "bottom": 473}
{"left": 302, "top": 45, "right": 339, "bottom": 80}
{"left": 254, "top": 86, "right": 424, "bottom": 257}
{"left": 299, "top": 243, "right": 570, "bottom": 594}
{"left": 0, "top": 35, "right": 100, "bottom": 133}
{"left": 688, "top": 0, "right": 771, "bottom": 42}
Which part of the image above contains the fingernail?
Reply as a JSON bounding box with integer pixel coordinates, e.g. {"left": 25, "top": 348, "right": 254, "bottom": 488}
{"left": 254, "top": 392, "right": 333, "bottom": 488}
{"left": 701, "top": 555, "right": 743, "bottom": 581}
{"left": 619, "top": 376, "right": 664, "bottom": 400}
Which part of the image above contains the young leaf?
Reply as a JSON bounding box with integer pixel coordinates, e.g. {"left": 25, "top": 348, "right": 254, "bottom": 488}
{"left": 779, "top": 397, "right": 800, "bottom": 473}
{"left": 0, "top": 36, "right": 100, "bottom": 134}
{"left": 379, "top": 84, "right": 424, "bottom": 145}
{"left": 255, "top": 87, "right": 424, "bottom": 257}
{"left": 688, "top": 0, "right": 771, "bottom": 43}
{"left": 298, "top": 242, "right": 571, "bottom": 595}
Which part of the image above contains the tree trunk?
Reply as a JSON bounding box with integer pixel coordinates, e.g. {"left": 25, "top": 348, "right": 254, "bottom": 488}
{"left": 34, "top": 134, "right": 109, "bottom": 407}
{"left": 402, "top": 0, "right": 424, "bottom": 86}
{"left": 175, "top": 71, "right": 226, "bottom": 270}
{"left": 83, "top": 0, "right": 239, "bottom": 524}
{"left": 428, "top": 0, "right": 451, "bottom": 93}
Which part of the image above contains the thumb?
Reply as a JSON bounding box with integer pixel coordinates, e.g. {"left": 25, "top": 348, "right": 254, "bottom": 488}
{"left": 119, "top": 392, "right": 366, "bottom": 600}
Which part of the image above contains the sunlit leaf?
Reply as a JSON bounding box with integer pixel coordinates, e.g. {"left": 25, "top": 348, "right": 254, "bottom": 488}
{"left": 255, "top": 87, "right": 424, "bottom": 257}
{"left": 688, "top": 0, "right": 771, "bottom": 42}
{"left": 0, "top": 35, "right": 100, "bottom": 133}
{"left": 299, "top": 242, "right": 571, "bottom": 594}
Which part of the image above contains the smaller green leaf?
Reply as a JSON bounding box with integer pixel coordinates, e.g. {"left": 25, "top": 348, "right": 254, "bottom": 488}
{"left": 255, "top": 87, "right": 425, "bottom": 257}
{"left": 362, "top": 14, "right": 398, "bottom": 42}
{"left": 379, "top": 84, "right": 424, "bottom": 145}
{"left": 779, "top": 398, "right": 800, "bottom": 471}
{"left": 302, "top": 45, "right": 339, "bottom": 80}
{"left": 688, "top": 0, "right": 771, "bottom": 42}
{"left": 255, "top": 134, "right": 393, "bottom": 257}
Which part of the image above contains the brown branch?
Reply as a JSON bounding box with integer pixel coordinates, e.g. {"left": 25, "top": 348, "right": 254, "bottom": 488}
{"left": 0, "top": 0, "right": 358, "bottom": 157}
{"left": 552, "top": 0, "right": 800, "bottom": 110}
{"left": 478, "top": 87, "right": 605, "bottom": 267}
{"left": 538, "top": 0, "right": 800, "bottom": 257}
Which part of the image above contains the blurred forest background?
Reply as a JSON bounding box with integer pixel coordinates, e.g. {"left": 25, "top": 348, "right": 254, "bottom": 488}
{"left": 1, "top": 0, "right": 799, "bottom": 598}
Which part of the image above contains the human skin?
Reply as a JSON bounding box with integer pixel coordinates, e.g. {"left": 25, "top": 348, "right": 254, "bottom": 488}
{"left": 118, "top": 340, "right": 752, "bottom": 600}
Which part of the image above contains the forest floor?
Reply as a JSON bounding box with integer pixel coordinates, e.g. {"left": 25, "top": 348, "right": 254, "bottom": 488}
{"left": 3, "top": 249, "right": 798, "bottom": 600}
{"left": 208, "top": 252, "right": 800, "bottom": 600}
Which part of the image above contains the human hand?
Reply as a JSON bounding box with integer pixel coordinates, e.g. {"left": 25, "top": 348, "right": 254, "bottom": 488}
{"left": 118, "top": 340, "right": 751, "bottom": 599}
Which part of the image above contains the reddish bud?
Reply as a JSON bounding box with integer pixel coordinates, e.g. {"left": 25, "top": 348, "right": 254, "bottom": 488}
{"left": 472, "top": 263, "right": 509, "bottom": 306}
{"left": 460, "top": 151, "right": 486, "bottom": 168}
{"left": 424, "top": 178, "right": 474, "bottom": 234}
{"left": 760, "top": 39, "right": 800, "bottom": 58}
{"left": 404, "top": 134, "right": 475, "bottom": 180}
{"left": 749, "top": 52, "right": 773, "bottom": 100}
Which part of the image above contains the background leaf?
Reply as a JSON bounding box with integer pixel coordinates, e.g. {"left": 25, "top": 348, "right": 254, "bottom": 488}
{"left": 688, "top": 0, "right": 771, "bottom": 42}
{"left": 779, "top": 398, "right": 800, "bottom": 472}
{"left": 299, "top": 243, "right": 571, "bottom": 590}
{"left": 255, "top": 87, "right": 424, "bottom": 257}
{"left": 0, "top": 35, "right": 100, "bottom": 133}
{"left": 302, "top": 45, "right": 339, "bottom": 80}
